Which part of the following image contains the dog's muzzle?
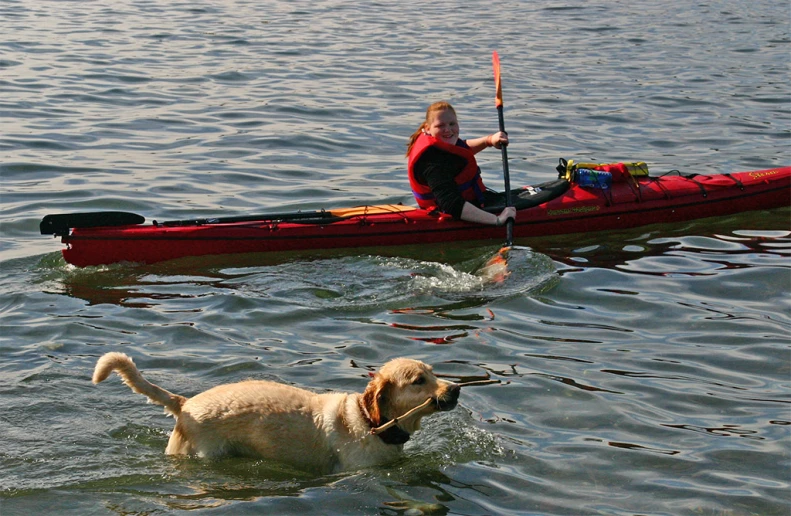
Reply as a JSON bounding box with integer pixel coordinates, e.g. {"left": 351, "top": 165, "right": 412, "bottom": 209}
{"left": 435, "top": 383, "right": 460, "bottom": 411}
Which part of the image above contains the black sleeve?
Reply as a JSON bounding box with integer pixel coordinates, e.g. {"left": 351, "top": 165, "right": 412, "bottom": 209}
{"left": 413, "top": 147, "right": 467, "bottom": 219}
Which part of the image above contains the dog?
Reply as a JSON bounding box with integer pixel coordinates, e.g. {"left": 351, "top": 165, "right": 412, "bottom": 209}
{"left": 92, "top": 352, "right": 460, "bottom": 473}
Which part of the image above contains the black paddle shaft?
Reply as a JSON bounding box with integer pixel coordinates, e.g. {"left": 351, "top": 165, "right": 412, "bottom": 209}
{"left": 496, "top": 105, "right": 514, "bottom": 246}
{"left": 39, "top": 209, "right": 339, "bottom": 236}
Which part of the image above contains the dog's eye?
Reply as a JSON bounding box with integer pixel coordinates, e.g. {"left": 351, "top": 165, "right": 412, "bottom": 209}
{"left": 412, "top": 376, "right": 426, "bottom": 385}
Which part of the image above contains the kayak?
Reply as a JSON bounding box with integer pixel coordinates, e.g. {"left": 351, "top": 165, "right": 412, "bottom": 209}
{"left": 41, "top": 166, "right": 790, "bottom": 268}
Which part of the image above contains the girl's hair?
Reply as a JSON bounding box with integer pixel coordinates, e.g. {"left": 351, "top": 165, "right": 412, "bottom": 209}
{"left": 405, "top": 101, "right": 457, "bottom": 157}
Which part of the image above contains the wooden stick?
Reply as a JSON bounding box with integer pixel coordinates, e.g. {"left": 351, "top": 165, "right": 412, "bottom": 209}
{"left": 369, "top": 379, "right": 501, "bottom": 435}
{"left": 371, "top": 398, "right": 433, "bottom": 435}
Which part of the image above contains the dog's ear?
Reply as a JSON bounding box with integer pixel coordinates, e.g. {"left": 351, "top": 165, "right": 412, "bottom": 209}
{"left": 362, "top": 374, "right": 389, "bottom": 427}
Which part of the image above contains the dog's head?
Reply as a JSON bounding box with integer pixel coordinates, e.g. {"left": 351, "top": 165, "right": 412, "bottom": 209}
{"left": 361, "top": 358, "right": 460, "bottom": 444}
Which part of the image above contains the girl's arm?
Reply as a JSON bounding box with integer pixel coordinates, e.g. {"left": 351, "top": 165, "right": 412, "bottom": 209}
{"left": 465, "top": 131, "right": 509, "bottom": 154}
{"left": 460, "top": 202, "right": 516, "bottom": 226}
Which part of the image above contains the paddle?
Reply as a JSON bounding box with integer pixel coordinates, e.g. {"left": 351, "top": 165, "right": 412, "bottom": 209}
{"left": 476, "top": 51, "right": 515, "bottom": 283}
{"left": 493, "top": 50, "right": 514, "bottom": 246}
{"left": 40, "top": 211, "right": 145, "bottom": 236}
{"left": 158, "top": 204, "right": 415, "bottom": 227}
{"left": 40, "top": 205, "right": 417, "bottom": 236}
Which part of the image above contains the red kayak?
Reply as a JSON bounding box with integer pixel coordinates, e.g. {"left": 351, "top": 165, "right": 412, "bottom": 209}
{"left": 41, "top": 166, "right": 790, "bottom": 268}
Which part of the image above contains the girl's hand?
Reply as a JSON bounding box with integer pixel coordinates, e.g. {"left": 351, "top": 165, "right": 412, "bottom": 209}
{"left": 495, "top": 206, "right": 516, "bottom": 226}
{"left": 486, "top": 131, "right": 508, "bottom": 149}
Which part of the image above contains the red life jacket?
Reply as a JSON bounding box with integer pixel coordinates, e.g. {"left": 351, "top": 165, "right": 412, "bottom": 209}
{"left": 407, "top": 133, "right": 486, "bottom": 210}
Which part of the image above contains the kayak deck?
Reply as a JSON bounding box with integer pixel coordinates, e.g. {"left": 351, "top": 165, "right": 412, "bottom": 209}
{"left": 49, "top": 166, "right": 790, "bottom": 267}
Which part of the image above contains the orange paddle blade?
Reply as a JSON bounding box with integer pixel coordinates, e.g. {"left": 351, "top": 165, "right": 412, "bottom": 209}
{"left": 492, "top": 51, "right": 503, "bottom": 108}
{"left": 477, "top": 246, "right": 511, "bottom": 284}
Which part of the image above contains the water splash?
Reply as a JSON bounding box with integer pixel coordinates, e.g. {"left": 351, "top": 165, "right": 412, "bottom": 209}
{"left": 32, "top": 246, "right": 557, "bottom": 309}
{"left": 408, "top": 247, "right": 558, "bottom": 299}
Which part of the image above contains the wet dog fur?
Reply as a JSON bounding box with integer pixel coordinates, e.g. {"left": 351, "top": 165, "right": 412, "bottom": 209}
{"left": 92, "top": 352, "right": 460, "bottom": 473}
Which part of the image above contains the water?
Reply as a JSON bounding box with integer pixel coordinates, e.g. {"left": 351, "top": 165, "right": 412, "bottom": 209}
{"left": 1, "top": 0, "right": 789, "bottom": 514}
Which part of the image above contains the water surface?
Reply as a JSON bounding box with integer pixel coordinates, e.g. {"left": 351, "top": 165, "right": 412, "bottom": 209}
{"left": 1, "top": 1, "right": 789, "bottom": 515}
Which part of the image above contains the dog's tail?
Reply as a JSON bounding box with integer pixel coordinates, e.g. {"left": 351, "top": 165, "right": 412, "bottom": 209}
{"left": 93, "top": 352, "right": 186, "bottom": 417}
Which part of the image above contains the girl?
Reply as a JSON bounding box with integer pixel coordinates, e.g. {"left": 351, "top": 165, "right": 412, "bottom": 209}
{"left": 406, "top": 101, "right": 516, "bottom": 226}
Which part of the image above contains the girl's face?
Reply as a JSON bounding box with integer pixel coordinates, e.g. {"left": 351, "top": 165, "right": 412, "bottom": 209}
{"left": 425, "top": 109, "right": 459, "bottom": 145}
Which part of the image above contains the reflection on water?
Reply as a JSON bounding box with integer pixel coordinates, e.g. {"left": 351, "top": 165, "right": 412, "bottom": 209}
{"left": 533, "top": 210, "right": 790, "bottom": 275}
{"left": 38, "top": 244, "right": 558, "bottom": 309}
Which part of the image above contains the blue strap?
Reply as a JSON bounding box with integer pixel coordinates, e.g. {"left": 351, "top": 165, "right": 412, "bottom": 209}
{"left": 412, "top": 190, "right": 435, "bottom": 201}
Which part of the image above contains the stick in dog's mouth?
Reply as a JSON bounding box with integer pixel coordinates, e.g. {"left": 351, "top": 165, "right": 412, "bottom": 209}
{"left": 370, "top": 378, "right": 499, "bottom": 435}
{"left": 371, "top": 398, "right": 433, "bottom": 435}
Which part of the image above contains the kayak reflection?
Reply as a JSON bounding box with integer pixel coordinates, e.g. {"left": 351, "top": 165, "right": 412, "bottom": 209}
{"left": 41, "top": 244, "right": 557, "bottom": 308}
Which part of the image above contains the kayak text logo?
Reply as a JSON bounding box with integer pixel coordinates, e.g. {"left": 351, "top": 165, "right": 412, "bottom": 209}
{"left": 748, "top": 170, "right": 779, "bottom": 180}
{"left": 546, "top": 205, "right": 601, "bottom": 217}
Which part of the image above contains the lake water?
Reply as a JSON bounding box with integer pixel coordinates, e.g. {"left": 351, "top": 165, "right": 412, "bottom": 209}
{"left": 1, "top": 1, "right": 789, "bottom": 514}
